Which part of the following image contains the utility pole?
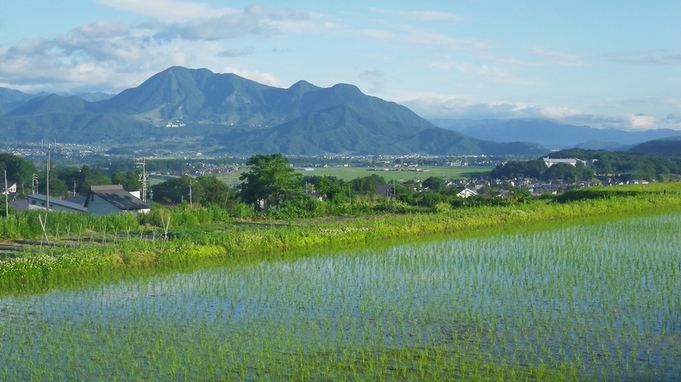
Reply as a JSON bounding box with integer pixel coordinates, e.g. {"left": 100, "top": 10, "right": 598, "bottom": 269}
{"left": 393, "top": 176, "right": 397, "bottom": 200}
{"left": 189, "top": 178, "right": 193, "bottom": 208}
{"left": 137, "top": 157, "right": 148, "bottom": 201}
{"left": 4, "top": 170, "right": 8, "bottom": 217}
{"left": 46, "top": 145, "right": 50, "bottom": 211}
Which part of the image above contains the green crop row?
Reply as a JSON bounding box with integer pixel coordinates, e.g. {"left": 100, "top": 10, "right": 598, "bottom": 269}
{"left": 2, "top": 188, "right": 681, "bottom": 294}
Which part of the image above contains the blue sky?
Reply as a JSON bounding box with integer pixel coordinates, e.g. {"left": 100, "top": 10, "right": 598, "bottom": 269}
{"left": 1, "top": 0, "right": 680, "bottom": 130}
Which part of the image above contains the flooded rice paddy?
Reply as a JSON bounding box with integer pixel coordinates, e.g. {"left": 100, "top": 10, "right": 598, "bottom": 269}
{"left": 1, "top": 212, "right": 680, "bottom": 380}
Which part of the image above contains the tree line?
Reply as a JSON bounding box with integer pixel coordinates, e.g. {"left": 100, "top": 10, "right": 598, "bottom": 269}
{"left": 490, "top": 149, "right": 681, "bottom": 182}
{"left": 1, "top": 153, "right": 142, "bottom": 198}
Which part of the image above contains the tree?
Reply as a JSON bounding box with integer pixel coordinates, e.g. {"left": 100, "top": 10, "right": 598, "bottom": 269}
{"left": 315, "top": 176, "right": 348, "bottom": 202}
{"left": 350, "top": 174, "right": 386, "bottom": 195}
{"left": 508, "top": 187, "right": 531, "bottom": 204}
{"left": 151, "top": 175, "right": 203, "bottom": 204}
{"left": 195, "top": 175, "right": 237, "bottom": 207}
{"left": 490, "top": 159, "right": 547, "bottom": 180}
{"left": 111, "top": 170, "right": 142, "bottom": 191}
{"left": 422, "top": 176, "right": 446, "bottom": 191}
{"left": 0, "top": 153, "right": 37, "bottom": 194}
{"left": 124, "top": 171, "right": 143, "bottom": 191}
{"left": 111, "top": 170, "right": 126, "bottom": 186}
{"left": 59, "top": 165, "right": 111, "bottom": 195}
{"left": 239, "top": 153, "right": 302, "bottom": 211}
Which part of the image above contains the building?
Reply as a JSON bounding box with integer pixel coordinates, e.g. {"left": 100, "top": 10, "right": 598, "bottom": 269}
{"left": 375, "top": 184, "right": 395, "bottom": 198}
{"left": 84, "top": 185, "right": 151, "bottom": 215}
{"left": 543, "top": 158, "right": 587, "bottom": 168}
{"left": 1, "top": 179, "right": 18, "bottom": 195}
{"left": 457, "top": 188, "right": 478, "bottom": 199}
{"left": 26, "top": 194, "right": 87, "bottom": 213}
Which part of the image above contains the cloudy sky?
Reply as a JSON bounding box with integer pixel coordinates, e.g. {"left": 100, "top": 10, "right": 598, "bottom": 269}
{"left": 1, "top": 0, "right": 680, "bottom": 130}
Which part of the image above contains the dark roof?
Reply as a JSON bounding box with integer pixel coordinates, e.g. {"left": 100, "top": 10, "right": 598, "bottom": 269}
{"left": 26, "top": 194, "right": 88, "bottom": 212}
{"left": 65, "top": 196, "right": 87, "bottom": 206}
{"left": 1, "top": 179, "right": 18, "bottom": 191}
{"left": 84, "top": 185, "right": 151, "bottom": 211}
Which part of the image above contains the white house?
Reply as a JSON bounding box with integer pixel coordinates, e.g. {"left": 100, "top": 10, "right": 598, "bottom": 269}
{"left": 457, "top": 188, "right": 478, "bottom": 199}
{"left": 2, "top": 179, "right": 17, "bottom": 195}
{"left": 543, "top": 158, "right": 587, "bottom": 168}
{"left": 84, "top": 185, "right": 151, "bottom": 215}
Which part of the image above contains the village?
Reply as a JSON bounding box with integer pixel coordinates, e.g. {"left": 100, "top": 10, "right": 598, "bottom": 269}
{"left": 3, "top": 153, "right": 646, "bottom": 217}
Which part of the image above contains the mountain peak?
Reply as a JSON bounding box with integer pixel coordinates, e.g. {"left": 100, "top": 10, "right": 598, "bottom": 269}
{"left": 0, "top": 66, "right": 550, "bottom": 155}
{"left": 288, "top": 80, "right": 319, "bottom": 93}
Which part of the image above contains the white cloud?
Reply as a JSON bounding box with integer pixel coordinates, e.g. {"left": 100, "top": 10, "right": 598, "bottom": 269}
{"left": 359, "top": 69, "right": 386, "bottom": 92}
{"left": 398, "top": 93, "right": 676, "bottom": 131}
{"left": 347, "top": 29, "right": 395, "bottom": 40}
{"left": 147, "top": 5, "right": 314, "bottom": 41}
{"left": 56, "top": 22, "right": 144, "bottom": 61}
{"left": 610, "top": 53, "right": 681, "bottom": 65}
{"left": 403, "top": 28, "right": 496, "bottom": 51}
{"left": 662, "top": 97, "right": 681, "bottom": 108}
{"left": 530, "top": 47, "right": 585, "bottom": 67}
{"left": 454, "top": 63, "right": 537, "bottom": 85}
{"left": 428, "top": 54, "right": 455, "bottom": 70}
{"left": 628, "top": 114, "right": 657, "bottom": 129}
{"left": 0, "top": 3, "right": 321, "bottom": 94}
{"left": 94, "top": 0, "right": 237, "bottom": 22}
{"left": 217, "top": 47, "right": 254, "bottom": 57}
{"left": 425, "top": 59, "right": 537, "bottom": 85}
{"left": 371, "top": 9, "right": 462, "bottom": 22}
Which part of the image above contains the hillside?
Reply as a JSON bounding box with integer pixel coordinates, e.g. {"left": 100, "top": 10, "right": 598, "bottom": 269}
{"left": 0, "top": 87, "right": 37, "bottom": 115}
{"left": 0, "top": 66, "right": 547, "bottom": 155}
{"left": 201, "top": 104, "right": 547, "bottom": 155}
{"left": 627, "top": 137, "right": 681, "bottom": 155}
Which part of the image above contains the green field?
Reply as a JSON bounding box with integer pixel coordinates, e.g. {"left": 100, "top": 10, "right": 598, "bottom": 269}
{"left": 2, "top": 211, "right": 679, "bottom": 381}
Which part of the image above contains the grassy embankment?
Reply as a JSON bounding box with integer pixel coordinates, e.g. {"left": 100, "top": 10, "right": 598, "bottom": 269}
{"left": 1, "top": 183, "right": 681, "bottom": 293}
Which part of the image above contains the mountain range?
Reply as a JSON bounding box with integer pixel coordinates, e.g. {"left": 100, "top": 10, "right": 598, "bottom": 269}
{"left": 1, "top": 66, "right": 679, "bottom": 156}
{"left": 430, "top": 118, "right": 681, "bottom": 150}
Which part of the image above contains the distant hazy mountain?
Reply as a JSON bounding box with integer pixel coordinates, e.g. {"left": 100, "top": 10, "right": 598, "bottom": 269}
{"left": 0, "top": 66, "right": 547, "bottom": 155}
{"left": 0, "top": 87, "right": 113, "bottom": 115}
{"left": 430, "top": 118, "right": 681, "bottom": 149}
{"left": 0, "top": 87, "right": 36, "bottom": 115}
{"left": 75, "top": 92, "right": 114, "bottom": 102}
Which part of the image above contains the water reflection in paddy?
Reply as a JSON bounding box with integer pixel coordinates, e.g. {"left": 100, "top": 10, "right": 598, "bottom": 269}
{"left": 1, "top": 213, "right": 680, "bottom": 381}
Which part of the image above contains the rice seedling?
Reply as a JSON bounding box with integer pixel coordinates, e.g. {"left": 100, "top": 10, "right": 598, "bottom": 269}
{"left": 0, "top": 211, "right": 679, "bottom": 380}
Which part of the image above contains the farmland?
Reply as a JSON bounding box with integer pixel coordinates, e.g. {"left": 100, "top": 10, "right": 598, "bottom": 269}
{"left": 1, "top": 211, "right": 679, "bottom": 380}
{"left": 1, "top": 185, "right": 681, "bottom": 380}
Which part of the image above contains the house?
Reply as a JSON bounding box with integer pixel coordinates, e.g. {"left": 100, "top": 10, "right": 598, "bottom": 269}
{"left": 27, "top": 194, "right": 87, "bottom": 213}
{"left": 375, "top": 184, "right": 395, "bottom": 198}
{"left": 457, "top": 188, "right": 478, "bottom": 199}
{"left": 543, "top": 158, "right": 587, "bottom": 168}
{"left": 84, "top": 185, "right": 151, "bottom": 215}
{"left": 2, "top": 179, "right": 18, "bottom": 195}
